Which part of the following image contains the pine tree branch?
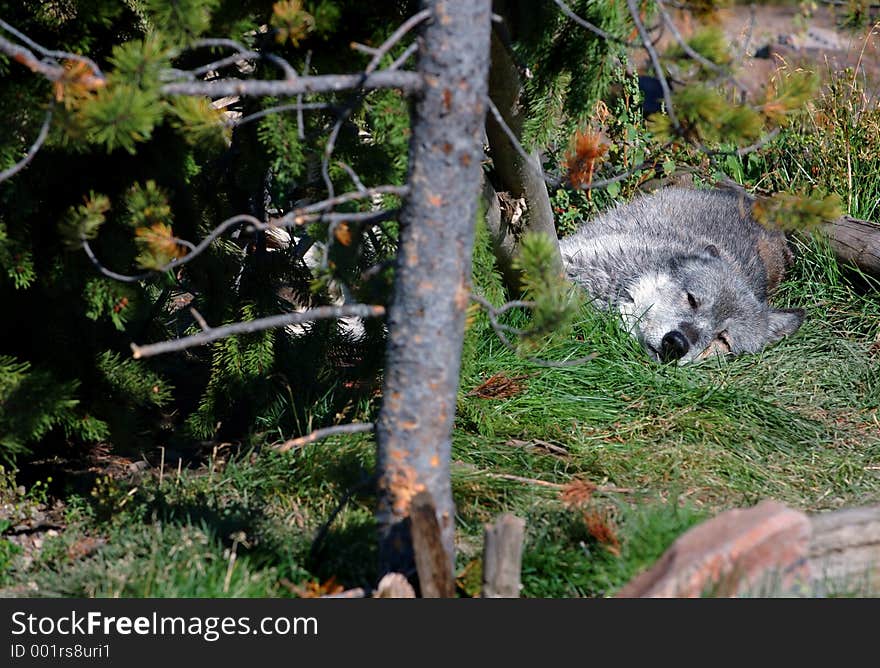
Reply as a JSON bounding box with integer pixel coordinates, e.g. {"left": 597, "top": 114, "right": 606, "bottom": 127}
{"left": 131, "top": 304, "right": 386, "bottom": 358}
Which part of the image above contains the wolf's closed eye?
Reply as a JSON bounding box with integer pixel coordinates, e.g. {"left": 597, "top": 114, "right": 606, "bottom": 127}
{"left": 687, "top": 292, "right": 698, "bottom": 309}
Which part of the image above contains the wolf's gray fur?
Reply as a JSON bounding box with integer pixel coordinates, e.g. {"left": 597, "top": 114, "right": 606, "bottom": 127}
{"left": 560, "top": 187, "right": 803, "bottom": 362}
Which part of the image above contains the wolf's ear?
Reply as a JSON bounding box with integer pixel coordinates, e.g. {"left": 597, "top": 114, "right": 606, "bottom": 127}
{"left": 767, "top": 308, "right": 804, "bottom": 342}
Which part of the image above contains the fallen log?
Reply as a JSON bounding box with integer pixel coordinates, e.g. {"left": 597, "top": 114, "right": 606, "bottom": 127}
{"left": 807, "top": 504, "right": 880, "bottom": 596}
{"left": 616, "top": 501, "right": 880, "bottom": 597}
{"left": 821, "top": 216, "right": 880, "bottom": 278}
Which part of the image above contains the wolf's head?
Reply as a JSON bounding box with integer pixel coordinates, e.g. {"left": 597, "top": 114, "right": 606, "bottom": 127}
{"left": 617, "top": 246, "right": 803, "bottom": 363}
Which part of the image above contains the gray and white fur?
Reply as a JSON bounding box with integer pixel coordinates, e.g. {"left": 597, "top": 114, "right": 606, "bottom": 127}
{"left": 560, "top": 187, "right": 803, "bottom": 363}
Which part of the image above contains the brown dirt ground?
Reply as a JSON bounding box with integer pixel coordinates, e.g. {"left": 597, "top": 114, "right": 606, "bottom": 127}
{"left": 652, "top": 3, "right": 880, "bottom": 98}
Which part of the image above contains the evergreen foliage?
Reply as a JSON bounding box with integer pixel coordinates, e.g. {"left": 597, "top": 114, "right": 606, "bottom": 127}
{"left": 0, "top": 0, "right": 416, "bottom": 462}
{"left": 508, "top": 0, "right": 628, "bottom": 149}
{"left": 514, "top": 233, "right": 583, "bottom": 346}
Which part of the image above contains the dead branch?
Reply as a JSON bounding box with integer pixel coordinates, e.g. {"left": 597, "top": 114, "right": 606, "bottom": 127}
{"left": 274, "top": 422, "right": 375, "bottom": 453}
{"left": 320, "top": 9, "right": 429, "bottom": 202}
{"left": 470, "top": 293, "right": 597, "bottom": 367}
{"left": 82, "top": 190, "right": 403, "bottom": 283}
{"left": 0, "top": 19, "right": 103, "bottom": 77}
{"left": 131, "top": 304, "right": 386, "bottom": 358}
{"left": 627, "top": 0, "right": 679, "bottom": 131}
{"left": 161, "top": 70, "right": 423, "bottom": 98}
{"left": 655, "top": 0, "right": 747, "bottom": 95}
{"left": 0, "top": 33, "right": 66, "bottom": 80}
{"left": 232, "top": 101, "right": 337, "bottom": 127}
{"left": 456, "top": 464, "right": 634, "bottom": 494}
{"left": 0, "top": 103, "right": 53, "bottom": 184}
{"left": 551, "top": 0, "right": 628, "bottom": 45}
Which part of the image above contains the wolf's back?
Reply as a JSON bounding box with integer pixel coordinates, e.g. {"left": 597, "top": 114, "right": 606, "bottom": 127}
{"left": 559, "top": 188, "right": 791, "bottom": 302}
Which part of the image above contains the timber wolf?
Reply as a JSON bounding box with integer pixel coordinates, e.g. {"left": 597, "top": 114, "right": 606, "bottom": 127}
{"left": 559, "top": 187, "right": 803, "bottom": 363}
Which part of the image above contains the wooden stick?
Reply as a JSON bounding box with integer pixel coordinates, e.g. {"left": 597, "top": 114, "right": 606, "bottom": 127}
{"left": 409, "top": 491, "right": 455, "bottom": 598}
{"left": 482, "top": 513, "right": 526, "bottom": 598}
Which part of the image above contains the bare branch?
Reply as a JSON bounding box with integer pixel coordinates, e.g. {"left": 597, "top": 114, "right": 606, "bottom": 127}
{"left": 351, "top": 42, "right": 380, "bottom": 56}
{"left": 189, "top": 307, "right": 211, "bottom": 332}
{"left": 188, "top": 37, "right": 254, "bottom": 52}
{"left": 486, "top": 97, "right": 554, "bottom": 184}
{"left": 321, "top": 9, "right": 431, "bottom": 199}
{"left": 389, "top": 42, "right": 419, "bottom": 71}
{"left": 81, "top": 188, "right": 405, "bottom": 282}
{"left": 337, "top": 161, "right": 367, "bottom": 193}
{"left": 160, "top": 70, "right": 423, "bottom": 98}
{"left": 569, "top": 148, "right": 672, "bottom": 191}
{"left": 0, "top": 18, "right": 103, "bottom": 76}
{"left": 297, "top": 50, "right": 312, "bottom": 139}
{"left": 735, "top": 4, "right": 757, "bottom": 62}
{"left": 655, "top": 0, "right": 746, "bottom": 95}
{"left": 551, "top": 0, "right": 627, "bottom": 44}
{"left": 0, "top": 33, "right": 65, "bottom": 80}
{"left": 131, "top": 304, "right": 386, "bottom": 358}
{"left": 484, "top": 472, "right": 633, "bottom": 494}
{"left": 81, "top": 240, "right": 154, "bottom": 283}
{"left": 231, "top": 101, "right": 337, "bottom": 127}
{"left": 470, "top": 294, "right": 596, "bottom": 368}
{"left": 627, "top": 0, "right": 679, "bottom": 131}
{"left": 487, "top": 95, "right": 669, "bottom": 192}
{"left": 703, "top": 127, "right": 781, "bottom": 158}
{"left": 274, "top": 422, "right": 375, "bottom": 453}
{"left": 190, "top": 50, "right": 259, "bottom": 78}
{"left": 82, "top": 214, "right": 259, "bottom": 283}
{"left": 0, "top": 103, "right": 53, "bottom": 184}
{"left": 367, "top": 9, "right": 431, "bottom": 74}
{"left": 455, "top": 463, "right": 634, "bottom": 494}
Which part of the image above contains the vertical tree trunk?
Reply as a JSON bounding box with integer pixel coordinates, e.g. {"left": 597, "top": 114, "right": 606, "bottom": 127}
{"left": 484, "top": 5, "right": 562, "bottom": 293}
{"left": 376, "top": 0, "right": 493, "bottom": 582}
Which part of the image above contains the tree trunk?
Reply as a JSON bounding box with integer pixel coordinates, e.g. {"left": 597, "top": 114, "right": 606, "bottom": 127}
{"left": 822, "top": 216, "right": 880, "bottom": 278}
{"left": 484, "top": 8, "right": 562, "bottom": 293}
{"left": 376, "top": 0, "right": 492, "bottom": 582}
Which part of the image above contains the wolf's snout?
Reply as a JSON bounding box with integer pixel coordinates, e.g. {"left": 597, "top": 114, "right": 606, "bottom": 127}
{"left": 660, "top": 331, "right": 690, "bottom": 362}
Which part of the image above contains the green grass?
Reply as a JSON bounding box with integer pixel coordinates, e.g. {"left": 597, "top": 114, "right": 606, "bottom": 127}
{"left": 4, "top": 229, "right": 877, "bottom": 598}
